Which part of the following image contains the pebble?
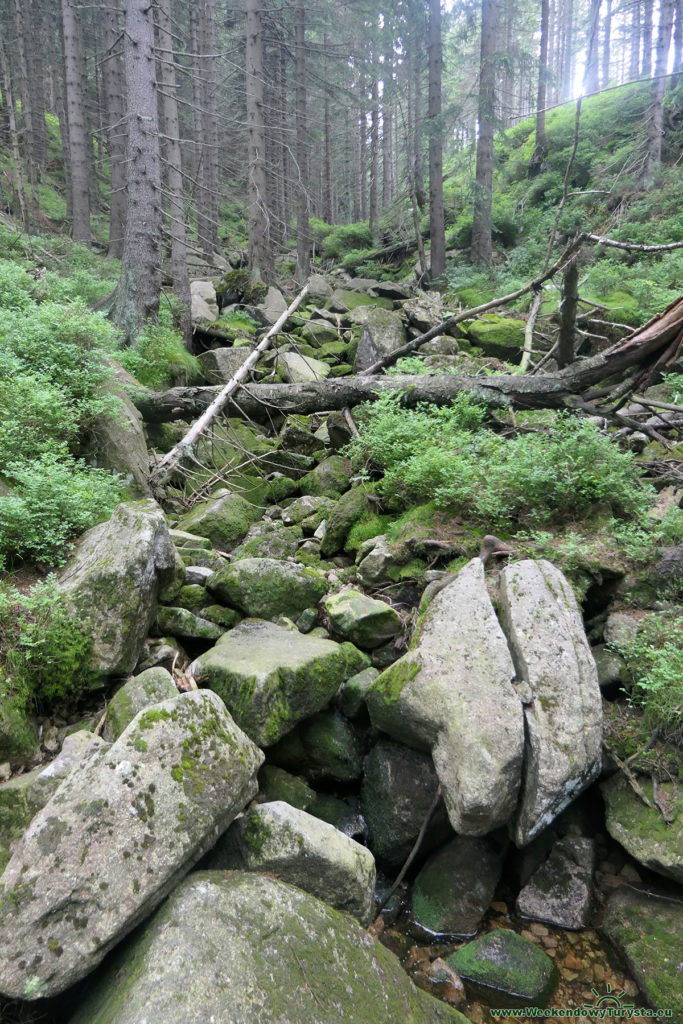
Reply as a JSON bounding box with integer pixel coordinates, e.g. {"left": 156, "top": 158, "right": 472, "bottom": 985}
{"left": 563, "top": 953, "right": 584, "bottom": 971}
{"left": 619, "top": 863, "right": 641, "bottom": 883}
{"left": 490, "top": 901, "right": 508, "bottom": 914}
{"left": 0, "top": 762, "right": 10, "bottom": 782}
{"left": 530, "top": 923, "right": 549, "bottom": 937}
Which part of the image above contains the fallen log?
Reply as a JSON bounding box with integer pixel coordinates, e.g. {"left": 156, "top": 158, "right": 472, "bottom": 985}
{"left": 132, "top": 295, "right": 683, "bottom": 425}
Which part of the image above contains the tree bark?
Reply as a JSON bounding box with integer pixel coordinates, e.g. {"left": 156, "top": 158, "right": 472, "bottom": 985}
{"left": 601, "top": 0, "right": 612, "bottom": 87}
{"left": 557, "top": 257, "right": 579, "bottom": 368}
{"left": 471, "top": 0, "right": 497, "bottom": 266}
{"left": 673, "top": 0, "right": 683, "bottom": 76}
{"left": 103, "top": 9, "right": 127, "bottom": 258}
{"left": 529, "top": 0, "right": 549, "bottom": 177}
{"left": 295, "top": 0, "right": 310, "bottom": 284}
{"left": 60, "top": 0, "right": 91, "bottom": 244}
{"left": 156, "top": 0, "right": 192, "bottom": 346}
{"left": 630, "top": 1, "right": 641, "bottom": 82}
{"left": 0, "top": 39, "right": 28, "bottom": 231}
{"left": 427, "top": 0, "right": 445, "bottom": 279}
{"left": 643, "top": 0, "right": 675, "bottom": 186}
{"left": 641, "top": 0, "right": 653, "bottom": 77}
{"left": 369, "top": 74, "right": 379, "bottom": 243}
{"left": 199, "top": 0, "right": 219, "bottom": 256}
{"left": 113, "top": 0, "right": 162, "bottom": 346}
{"left": 584, "top": 0, "right": 601, "bottom": 94}
{"left": 245, "top": 0, "right": 273, "bottom": 281}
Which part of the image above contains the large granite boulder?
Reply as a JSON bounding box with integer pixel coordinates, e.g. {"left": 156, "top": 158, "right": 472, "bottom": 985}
{"left": 279, "top": 351, "right": 331, "bottom": 383}
{"left": 176, "top": 490, "right": 262, "bottom": 551}
{"left": 324, "top": 588, "right": 402, "bottom": 649}
{"left": 353, "top": 308, "right": 407, "bottom": 373}
{"left": 0, "top": 691, "right": 263, "bottom": 1000}
{"left": 102, "top": 667, "right": 177, "bottom": 742}
{"left": 367, "top": 558, "right": 524, "bottom": 835}
{"left": 516, "top": 835, "right": 595, "bottom": 929}
{"left": 189, "top": 619, "right": 354, "bottom": 746}
{"left": 498, "top": 560, "right": 602, "bottom": 846}
{"left": 207, "top": 557, "right": 329, "bottom": 619}
{"left": 0, "top": 731, "right": 100, "bottom": 872}
{"left": 268, "top": 709, "right": 364, "bottom": 782}
{"left": 86, "top": 359, "right": 151, "bottom": 496}
{"left": 412, "top": 835, "right": 505, "bottom": 938}
{"left": 211, "top": 800, "right": 376, "bottom": 924}
{"left": 190, "top": 279, "right": 219, "bottom": 321}
{"left": 602, "top": 773, "right": 683, "bottom": 883}
{"left": 257, "top": 284, "right": 288, "bottom": 325}
{"left": 197, "top": 347, "right": 256, "bottom": 384}
{"left": 58, "top": 500, "right": 176, "bottom": 678}
{"left": 601, "top": 887, "right": 683, "bottom": 1018}
{"left": 68, "top": 872, "right": 467, "bottom": 1024}
{"left": 361, "top": 738, "right": 446, "bottom": 866}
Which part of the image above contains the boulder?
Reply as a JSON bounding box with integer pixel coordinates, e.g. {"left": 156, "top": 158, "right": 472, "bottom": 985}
{"left": 278, "top": 416, "right": 325, "bottom": 457}
{"left": 0, "top": 690, "right": 263, "bottom": 1000}
{"left": 102, "top": 667, "right": 177, "bottom": 742}
{"left": 211, "top": 801, "right": 376, "bottom": 924}
{"left": 67, "top": 872, "right": 469, "bottom": 1024}
{"left": 324, "top": 589, "right": 402, "bottom": 649}
{"left": 300, "top": 318, "right": 340, "bottom": 347}
{"left": 268, "top": 709, "right": 364, "bottom": 782}
{"left": 0, "top": 732, "right": 101, "bottom": 872}
{"left": 190, "top": 279, "right": 219, "bottom": 321}
{"left": 498, "top": 560, "right": 602, "bottom": 846}
{"left": 447, "top": 930, "right": 558, "bottom": 1009}
{"left": 155, "top": 606, "right": 223, "bottom": 641}
{"left": 601, "top": 887, "right": 683, "bottom": 1016}
{"left": 361, "top": 738, "right": 445, "bottom": 867}
{"left": 189, "top": 619, "right": 352, "bottom": 746}
{"left": 207, "top": 557, "right": 329, "bottom": 619}
{"left": 279, "top": 351, "right": 331, "bottom": 383}
{"left": 356, "top": 534, "right": 402, "bottom": 586}
{"left": 176, "top": 489, "right": 262, "bottom": 551}
{"left": 257, "top": 284, "right": 288, "bottom": 325}
{"left": 87, "top": 360, "right": 151, "bottom": 496}
{"left": 58, "top": 501, "right": 177, "bottom": 679}
{"left": 466, "top": 314, "right": 525, "bottom": 361}
{"left": 403, "top": 292, "right": 444, "bottom": 332}
{"left": 336, "top": 666, "right": 379, "bottom": 718}
{"left": 258, "top": 764, "right": 316, "bottom": 811}
{"left": 353, "top": 308, "right": 407, "bottom": 373}
{"left": 281, "top": 494, "right": 334, "bottom": 526}
{"left": 516, "top": 836, "right": 595, "bottom": 930}
{"left": 367, "top": 559, "right": 524, "bottom": 836}
{"left": 306, "top": 273, "right": 333, "bottom": 304}
{"left": 412, "top": 835, "right": 505, "bottom": 937}
{"left": 296, "top": 454, "right": 352, "bottom": 498}
{"left": 602, "top": 773, "right": 683, "bottom": 883}
{"left": 197, "top": 347, "right": 256, "bottom": 384}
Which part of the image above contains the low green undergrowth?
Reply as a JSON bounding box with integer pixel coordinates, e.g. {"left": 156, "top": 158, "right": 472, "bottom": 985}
{"left": 0, "top": 576, "right": 94, "bottom": 725}
{"left": 611, "top": 612, "right": 683, "bottom": 743}
{"left": 346, "top": 394, "right": 653, "bottom": 530}
{"left": 116, "top": 313, "right": 200, "bottom": 390}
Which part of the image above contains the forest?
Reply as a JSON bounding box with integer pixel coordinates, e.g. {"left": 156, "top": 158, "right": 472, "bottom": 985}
{"left": 0, "top": 0, "right": 683, "bottom": 1022}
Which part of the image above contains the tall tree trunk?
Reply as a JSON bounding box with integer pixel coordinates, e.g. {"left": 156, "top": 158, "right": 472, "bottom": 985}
{"left": 471, "top": 0, "right": 497, "bottom": 266}
{"left": 641, "top": 0, "right": 653, "bottom": 77}
{"left": 156, "top": 0, "right": 192, "bottom": 346}
{"left": 200, "top": 0, "right": 219, "bottom": 255}
{"left": 369, "top": 75, "right": 379, "bottom": 243}
{"left": 412, "top": 38, "right": 426, "bottom": 211}
{"left": 0, "top": 39, "right": 28, "bottom": 230}
{"left": 601, "top": 0, "right": 612, "bottom": 87}
{"left": 529, "top": 0, "right": 549, "bottom": 176}
{"left": 643, "top": 0, "right": 675, "bottom": 186}
{"left": 557, "top": 258, "right": 578, "bottom": 368}
{"left": 113, "top": 0, "right": 162, "bottom": 346}
{"left": 427, "top": 0, "right": 445, "bottom": 279}
{"left": 61, "top": 0, "right": 91, "bottom": 244}
{"left": 295, "top": 0, "right": 310, "bottom": 283}
{"left": 673, "top": 0, "right": 683, "bottom": 75}
{"left": 245, "top": 0, "right": 273, "bottom": 281}
{"left": 584, "top": 0, "right": 601, "bottom": 94}
{"left": 630, "top": 1, "right": 641, "bottom": 81}
{"left": 322, "top": 32, "right": 333, "bottom": 224}
{"left": 560, "top": 0, "right": 573, "bottom": 100}
{"left": 103, "top": 9, "right": 127, "bottom": 258}
{"left": 382, "top": 42, "right": 394, "bottom": 207}
{"left": 27, "top": 0, "right": 48, "bottom": 172}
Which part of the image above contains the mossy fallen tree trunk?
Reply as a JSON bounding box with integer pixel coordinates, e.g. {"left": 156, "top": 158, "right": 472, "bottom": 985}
{"left": 133, "top": 295, "right": 683, "bottom": 426}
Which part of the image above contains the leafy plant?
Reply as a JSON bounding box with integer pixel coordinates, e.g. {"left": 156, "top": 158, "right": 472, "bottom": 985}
{"left": 0, "top": 576, "right": 94, "bottom": 705}
{"left": 611, "top": 612, "right": 683, "bottom": 743}
{"left": 116, "top": 319, "right": 200, "bottom": 389}
{"left": 0, "top": 453, "right": 123, "bottom": 564}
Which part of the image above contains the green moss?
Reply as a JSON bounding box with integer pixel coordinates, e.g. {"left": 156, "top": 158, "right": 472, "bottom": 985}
{"left": 368, "top": 655, "right": 421, "bottom": 708}
{"left": 137, "top": 708, "right": 172, "bottom": 730}
{"left": 345, "top": 513, "right": 392, "bottom": 552}
{"left": 244, "top": 811, "right": 273, "bottom": 858}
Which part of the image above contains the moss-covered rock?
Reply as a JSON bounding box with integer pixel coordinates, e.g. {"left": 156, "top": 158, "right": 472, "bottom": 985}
{"left": 0, "top": 691, "right": 263, "bottom": 1001}
{"left": 320, "top": 485, "right": 373, "bottom": 557}
{"left": 216, "top": 268, "right": 268, "bottom": 307}
{"left": 258, "top": 764, "right": 316, "bottom": 811}
{"left": 207, "top": 557, "right": 329, "bottom": 619}
{"left": 336, "top": 666, "right": 379, "bottom": 718}
{"left": 212, "top": 801, "right": 376, "bottom": 923}
{"left": 299, "top": 455, "right": 352, "bottom": 498}
{"left": 0, "top": 683, "right": 39, "bottom": 766}
{"left": 177, "top": 490, "right": 261, "bottom": 552}
{"left": 189, "top": 619, "right": 351, "bottom": 747}
{"left": 269, "top": 709, "right": 364, "bottom": 782}
{"left": 412, "top": 836, "right": 504, "bottom": 937}
{"left": 67, "top": 871, "right": 469, "bottom": 1024}
{"left": 465, "top": 314, "right": 525, "bottom": 361}
{"left": 602, "top": 773, "right": 683, "bottom": 883}
{"left": 58, "top": 501, "right": 177, "bottom": 680}
{"left": 232, "top": 523, "right": 304, "bottom": 560}
{"left": 155, "top": 606, "right": 224, "bottom": 641}
{"left": 601, "top": 887, "right": 683, "bottom": 1017}
{"left": 103, "top": 668, "right": 177, "bottom": 742}
{"left": 324, "top": 589, "right": 402, "bottom": 649}
{"left": 278, "top": 352, "right": 331, "bottom": 383}
{"left": 447, "top": 930, "right": 558, "bottom": 1008}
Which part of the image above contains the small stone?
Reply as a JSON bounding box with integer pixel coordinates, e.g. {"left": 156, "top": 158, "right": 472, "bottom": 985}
{"left": 0, "top": 762, "right": 11, "bottom": 781}
{"left": 619, "top": 863, "right": 642, "bottom": 883}
{"left": 592, "top": 963, "right": 606, "bottom": 983}
{"left": 490, "top": 901, "right": 508, "bottom": 915}
{"left": 529, "top": 923, "right": 549, "bottom": 937}
{"left": 563, "top": 953, "right": 584, "bottom": 971}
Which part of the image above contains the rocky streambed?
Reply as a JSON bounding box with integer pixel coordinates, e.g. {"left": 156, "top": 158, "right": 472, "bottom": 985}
{"left": 1, "top": 274, "right": 682, "bottom": 1023}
